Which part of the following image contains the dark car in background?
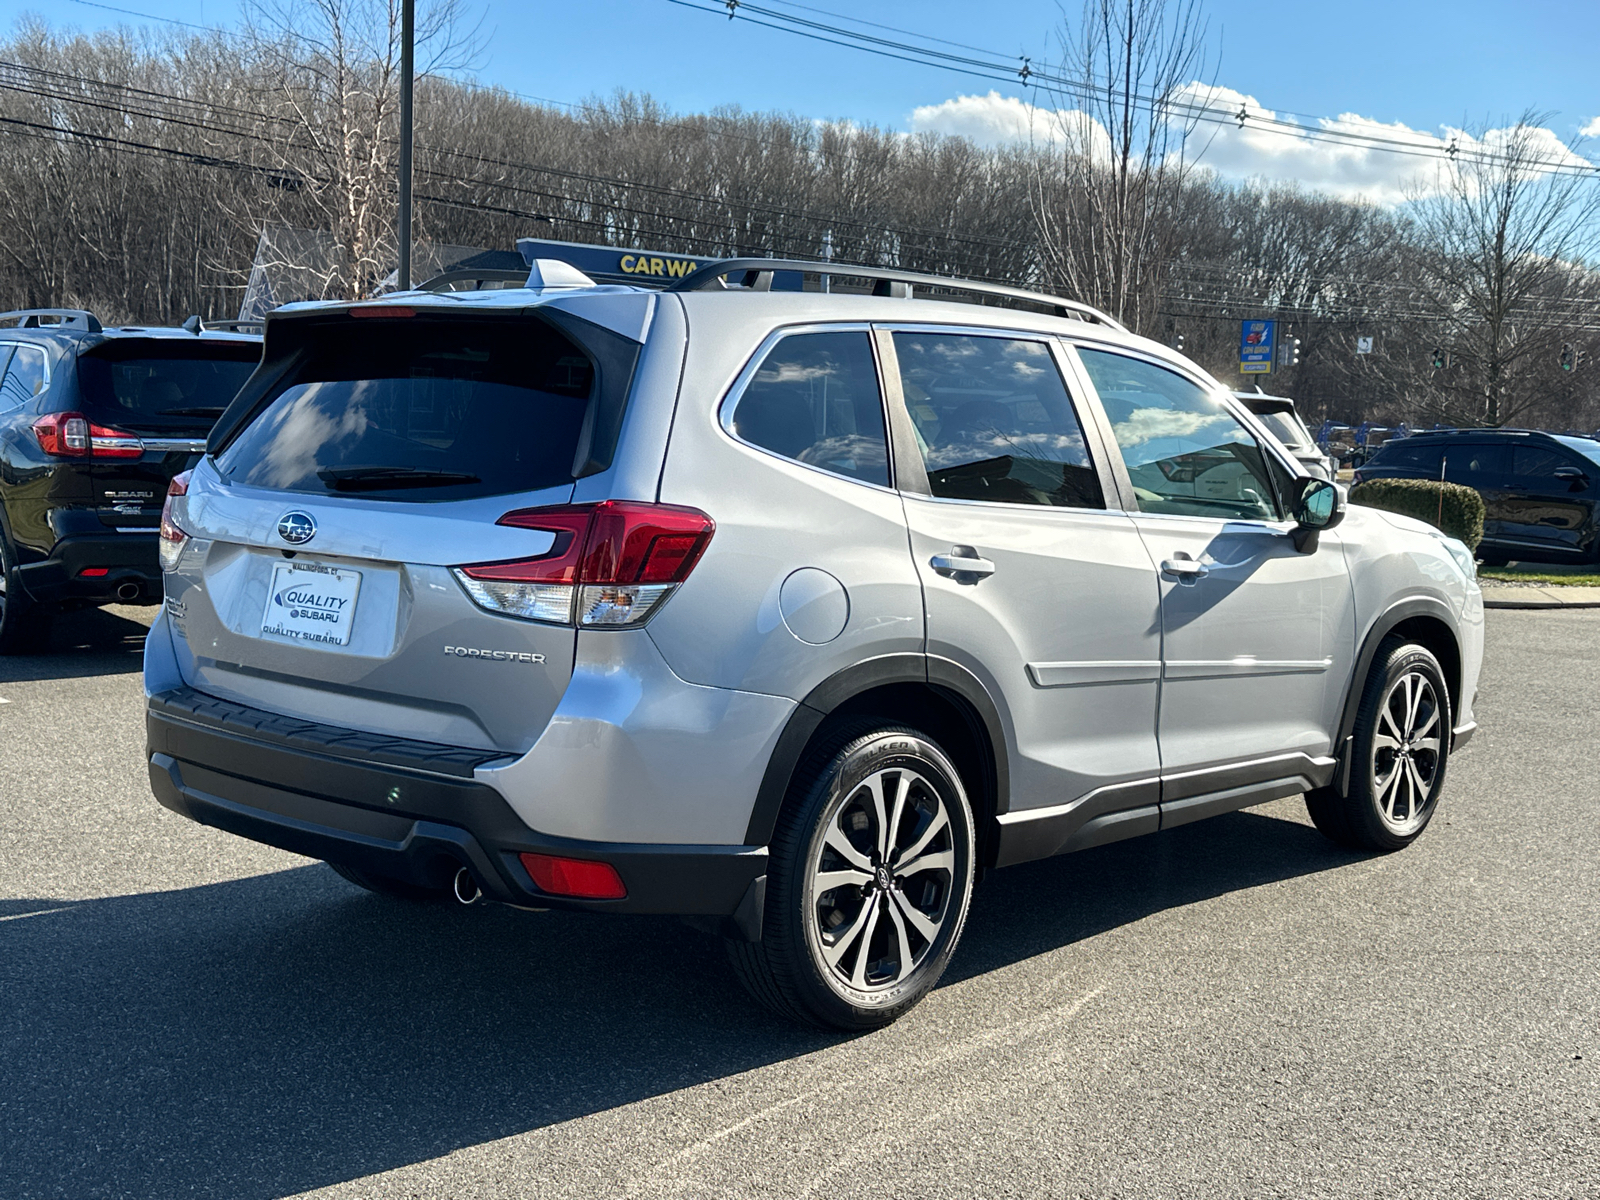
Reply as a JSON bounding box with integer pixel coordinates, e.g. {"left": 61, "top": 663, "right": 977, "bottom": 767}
{"left": 1355, "top": 428, "right": 1600, "bottom": 565}
{"left": 0, "top": 308, "right": 261, "bottom": 651}
{"left": 1233, "top": 392, "right": 1336, "bottom": 480}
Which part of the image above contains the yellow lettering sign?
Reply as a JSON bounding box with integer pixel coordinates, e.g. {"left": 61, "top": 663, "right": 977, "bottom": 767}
{"left": 620, "top": 254, "right": 636, "bottom": 272}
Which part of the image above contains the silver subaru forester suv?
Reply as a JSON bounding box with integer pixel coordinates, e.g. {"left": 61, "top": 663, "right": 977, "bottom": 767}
{"left": 146, "top": 250, "right": 1484, "bottom": 1030}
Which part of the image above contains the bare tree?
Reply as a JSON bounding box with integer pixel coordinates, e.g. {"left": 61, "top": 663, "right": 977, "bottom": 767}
{"left": 239, "top": 0, "right": 482, "bottom": 299}
{"left": 1032, "top": 0, "right": 1214, "bottom": 333}
{"left": 1405, "top": 114, "right": 1600, "bottom": 427}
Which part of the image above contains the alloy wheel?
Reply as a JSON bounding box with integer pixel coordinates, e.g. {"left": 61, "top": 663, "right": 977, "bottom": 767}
{"left": 804, "top": 765, "right": 957, "bottom": 995}
{"left": 1370, "top": 670, "right": 1442, "bottom": 836}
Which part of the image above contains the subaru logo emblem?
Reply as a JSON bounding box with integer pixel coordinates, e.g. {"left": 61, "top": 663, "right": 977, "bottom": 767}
{"left": 277, "top": 511, "right": 316, "bottom": 545}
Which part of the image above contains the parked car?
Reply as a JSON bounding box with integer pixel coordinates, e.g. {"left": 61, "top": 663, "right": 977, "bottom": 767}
{"left": 0, "top": 309, "right": 262, "bottom": 651}
{"left": 1354, "top": 428, "right": 1600, "bottom": 565}
{"left": 1234, "top": 391, "right": 1336, "bottom": 480}
{"left": 145, "top": 254, "right": 1484, "bottom": 1030}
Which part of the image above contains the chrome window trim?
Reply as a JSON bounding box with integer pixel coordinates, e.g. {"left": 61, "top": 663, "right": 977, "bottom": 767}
{"left": 876, "top": 322, "right": 1117, "bottom": 515}
{"left": 716, "top": 321, "right": 899, "bottom": 495}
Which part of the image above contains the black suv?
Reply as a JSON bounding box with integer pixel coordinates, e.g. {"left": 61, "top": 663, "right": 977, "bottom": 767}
{"left": 0, "top": 308, "right": 261, "bottom": 651}
{"left": 1355, "top": 428, "right": 1600, "bottom": 565}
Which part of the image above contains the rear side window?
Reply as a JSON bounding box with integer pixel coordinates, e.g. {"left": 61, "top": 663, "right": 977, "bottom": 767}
{"left": 1079, "top": 348, "right": 1281, "bottom": 521}
{"left": 1375, "top": 441, "right": 1443, "bottom": 472}
{"left": 892, "top": 331, "right": 1102, "bottom": 509}
{"left": 727, "top": 330, "right": 890, "bottom": 487}
{"left": 218, "top": 318, "right": 594, "bottom": 501}
{"left": 77, "top": 342, "right": 259, "bottom": 432}
{"left": 0, "top": 344, "right": 47, "bottom": 409}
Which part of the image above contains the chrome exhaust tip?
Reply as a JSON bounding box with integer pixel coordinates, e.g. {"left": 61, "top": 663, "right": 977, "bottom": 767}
{"left": 116, "top": 582, "right": 141, "bottom": 601}
{"left": 452, "top": 867, "right": 482, "bottom": 905}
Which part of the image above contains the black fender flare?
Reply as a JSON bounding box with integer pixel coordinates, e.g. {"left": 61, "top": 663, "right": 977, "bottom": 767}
{"left": 1331, "top": 593, "right": 1460, "bottom": 792}
{"left": 742, "top": 653, "right": 1010, "bottom": 846}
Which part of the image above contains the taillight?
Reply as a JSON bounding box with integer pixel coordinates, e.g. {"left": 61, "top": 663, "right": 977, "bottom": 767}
{"left": 158, "top": 471, "right": 192, "bottom": 573}
{"left": 453, "top": 500, "right": 714, "bottom": 628}
{"left": 519, "top": 852, "right": 627, "bottom": 900}
{"left": 32, "top": 411, "right": 143, "bottom": 458}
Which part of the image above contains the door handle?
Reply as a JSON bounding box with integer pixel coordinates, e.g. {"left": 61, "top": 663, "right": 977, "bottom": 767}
{"left": 1161, "top": 556, "right": 1208, "bottom": 579}
{"left": 930, "top": 551, "right": 996, "bottom": 578}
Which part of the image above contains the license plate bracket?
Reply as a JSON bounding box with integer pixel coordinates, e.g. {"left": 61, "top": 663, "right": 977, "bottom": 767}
{"left": 261, "top": 562, "right": 363, "bottom": 647}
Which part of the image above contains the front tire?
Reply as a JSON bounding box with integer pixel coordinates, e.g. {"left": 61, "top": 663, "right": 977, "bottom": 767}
{"left": 728, "top": 723, "right": 976, "bottom": 1030}
{"left": 1306, "top": 638, "right": 1451, "bottom": 852}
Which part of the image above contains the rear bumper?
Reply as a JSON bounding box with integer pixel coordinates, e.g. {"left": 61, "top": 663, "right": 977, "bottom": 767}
{"left": 16, "top": 532, "right": 161, "bottom": 604}
{"left": 146, "top": 687, "right": 768, "bottom": 931}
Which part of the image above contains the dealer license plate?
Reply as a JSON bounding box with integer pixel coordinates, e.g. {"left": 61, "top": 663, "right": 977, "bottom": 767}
{"left": 261, "top": 562, "right": 363, "bottom": 647}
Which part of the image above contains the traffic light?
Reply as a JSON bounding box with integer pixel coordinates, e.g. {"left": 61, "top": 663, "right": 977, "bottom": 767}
{"left": 1173, "top": 332, "right": 1184, "bottom": 352}
{"left": 1288, "top": 336, "right": 1301, "bottom": 366}
{"left": 1561, "top": 343, "right": 1575, "bottom": 371}
{"left": 1431, "top": 347, "right": 1446, "bottom": 370}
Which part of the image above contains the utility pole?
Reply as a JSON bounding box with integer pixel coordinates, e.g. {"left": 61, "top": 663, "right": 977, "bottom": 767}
{"left": 397, "top": 0, "right": 415, "bottom": 291}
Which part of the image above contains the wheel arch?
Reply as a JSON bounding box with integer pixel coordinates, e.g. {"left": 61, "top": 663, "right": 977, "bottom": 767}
{"left": 1333, "top": 595, "right": 1463, "bottom": 792}
{"left": 744, "top": 655, "right": 1009, "bottom": 868}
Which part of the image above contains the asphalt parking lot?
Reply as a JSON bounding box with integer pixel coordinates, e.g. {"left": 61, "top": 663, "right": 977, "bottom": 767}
{"left": 1, "top": 606, "right": 1595, "bottom": 1200}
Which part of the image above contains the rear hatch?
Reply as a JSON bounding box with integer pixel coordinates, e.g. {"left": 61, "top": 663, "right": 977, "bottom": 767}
{"left": 78, "top": 338, "right": 260, "bottom": 528}
{"left": 163, "top": 306, "right": 640, "bottom": 754}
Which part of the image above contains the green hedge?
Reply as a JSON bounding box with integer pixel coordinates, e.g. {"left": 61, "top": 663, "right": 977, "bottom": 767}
{"left": 1349, "top": 478, "right": 1485, "bottom": 550}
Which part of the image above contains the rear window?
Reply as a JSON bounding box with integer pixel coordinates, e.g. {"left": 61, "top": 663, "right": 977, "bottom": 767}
{"left": 77, "top": 341, "right": 260, "bottom": 432}
{"left": 1255, "top": 410, "right": 1312, "bottom": 451}
{"left": 1372, "top": 440, "right": 1443, "bottom": 472}
{"left": 217, "top": 317, "right": 594, "bottom": 501}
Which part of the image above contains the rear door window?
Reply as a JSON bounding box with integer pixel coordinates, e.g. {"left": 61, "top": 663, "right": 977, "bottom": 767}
{"left": 218, "top": 317, "right": 595, "bottom": 501}
{"left": 1078, "top": 348, "right": 1281, "bottom": 521}
{"left": 1444, "top": 443, "right": 1508, "bottom": 482}
{"left": 0, "top": 344, "right": 47, "bottom": 409}
{"left": 726, "top": 330, "right": 890, "bottom": 487}
{"left": 891, "top": 330, "right": 1103, "bottom": 508}
{"left": 77, "top": 342, "right": 259, "bottom": 433}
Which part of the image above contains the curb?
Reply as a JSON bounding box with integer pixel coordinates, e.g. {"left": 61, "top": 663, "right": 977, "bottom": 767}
{"left": 1481, "top": 589, "right": 1600, "bottom": 611}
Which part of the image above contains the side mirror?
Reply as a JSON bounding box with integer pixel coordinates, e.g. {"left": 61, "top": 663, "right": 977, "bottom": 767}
{"left": 1554, "top": 465, "right": 1589, "bottom": 491}
{"left": 1290, "top": 478, "right": 1344, "bottom": 553}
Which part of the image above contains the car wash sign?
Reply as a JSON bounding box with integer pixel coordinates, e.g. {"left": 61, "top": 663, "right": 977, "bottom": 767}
{"left": 1240, "top": 319, "right": 1276, "bottom": 375}
{"left": 515, "top": 237, "right": 706, "bottom": 285}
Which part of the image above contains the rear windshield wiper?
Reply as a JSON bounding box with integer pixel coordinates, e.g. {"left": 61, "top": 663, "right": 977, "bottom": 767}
{"left": 160, "top": 406, "right": 228, "bottom": 417}
{"left": 316, "top": 466, "right": 481, "bottom": 491}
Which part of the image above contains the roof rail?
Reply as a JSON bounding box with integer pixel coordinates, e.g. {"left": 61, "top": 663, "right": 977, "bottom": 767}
{"left": 0, "top": 307, "right": 102, "bottom": 333}
{"left": 181, "top": 315, "right": 264, "bottom": 335}
{"left": 667, "top": 259, "right": 1128, "bottom": 332}
{"left": 418, "top": 268, "right": 531, "bottom": 292}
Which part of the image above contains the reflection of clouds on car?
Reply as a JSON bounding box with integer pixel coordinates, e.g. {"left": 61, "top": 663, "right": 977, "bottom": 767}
{"left": 754, "top": 361, "right": 839, "bottom": 386}
{"left": 796, "top": 433, "right": 889, "bottom": 480}
{"left": 922, "top": 429, "right": 1088, "bottom": 471}
{"left": 1110, "top": 404, "right": 1226, "bottom": 453}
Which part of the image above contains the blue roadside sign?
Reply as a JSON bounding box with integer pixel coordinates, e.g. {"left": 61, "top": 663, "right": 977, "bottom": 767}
{"left": 1240, "top": 319, "right": 1275, "bottom": 375}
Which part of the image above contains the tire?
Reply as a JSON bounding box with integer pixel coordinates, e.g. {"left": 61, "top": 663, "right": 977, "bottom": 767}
{"left": 727, "top": 722, "right": 976, "bottom": 1031}
{"left": 1477, "top": 551, "right": 1509, "bottom": 568}
{"left": 327, "top": 861, "right": 453, "bottom": 902}
{"left": 1306, "top": 637, "right": 1451, "bottom": 852}
{"left": 0, "top": 533, "right": 51, "bottom": 655}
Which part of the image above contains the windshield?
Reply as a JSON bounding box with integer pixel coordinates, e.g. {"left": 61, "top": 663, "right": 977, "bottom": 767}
{"left": 1555, "top": 435, "right": 1600, "bottom": 467}
{"left": 217, "top": 317, "right": 594, "bottom": 502}
{"left": 1255, "top": 410, "right": 1313, "bottom": 451}
{"left": 77, "top": 342, "right": 260, "bottom": 433}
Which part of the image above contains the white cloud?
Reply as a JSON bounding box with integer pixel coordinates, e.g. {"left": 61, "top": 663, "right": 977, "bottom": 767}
{"left": 1171, "top": 83, "right": 1595, "bottom": 204}
{"left": 908, "top": 90, "right": 1110, "bottom": 157}
{"left": 1581, "top": 116, "right": 1600, "bottom": 138}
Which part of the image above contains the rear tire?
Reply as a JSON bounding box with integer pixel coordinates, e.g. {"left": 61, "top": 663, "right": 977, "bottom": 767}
{"left": 328, "top": 861, "right": 453, "bottom": 902}
{"left": 0, "top": 534, "right": 51, "bottom": 655}
{"left": 1306, "top": 637, "right": 1451, "bottom": 852}
{"left": 1477, "top": 551, "right": 1509, "bottom": 568}
{"left": 727, "top": 722, "right": 976, "bottom": 1030}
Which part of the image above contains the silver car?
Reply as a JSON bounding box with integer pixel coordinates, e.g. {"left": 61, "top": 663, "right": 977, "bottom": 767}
{"left": 146, "top": 253, "right": 1484, "bottom": 1030}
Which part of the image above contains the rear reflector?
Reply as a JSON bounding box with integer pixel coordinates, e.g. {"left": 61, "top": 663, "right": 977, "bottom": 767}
{"left": 519, "top": 853, "right": 627, "bottom": 900}
{"left": 454, "top": 501, "right": 713, "bottom": 628}
{"left": 79, "top": 567, "right": 109, "bottom": 577}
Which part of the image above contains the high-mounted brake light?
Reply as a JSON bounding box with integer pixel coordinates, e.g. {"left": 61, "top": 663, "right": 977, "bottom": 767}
{"left": 349, "top": 306, "right": 415, "bottom": 319}
{"left": 158, "top": 471, "right": 192, "bottom": 573}
{"left": 33, "top": 412, "right": 143, "bottom": 459}
{"left": 453, "top": 500, "right": 714, "bottom": 628}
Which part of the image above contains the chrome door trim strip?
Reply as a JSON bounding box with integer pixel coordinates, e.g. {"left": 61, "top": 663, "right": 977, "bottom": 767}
{"left": 141, "top": 437, "right": 209, "bottom": 453}
{"left": 1027, "top": 660, "right": 1162, "bottom": 687}
{"left": 1162, "top": 657, "right": 1333, "bottom": 680}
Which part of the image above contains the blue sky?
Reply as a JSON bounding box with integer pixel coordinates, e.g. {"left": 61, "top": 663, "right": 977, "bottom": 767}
{"left": 11, "top": 0, "right": 1600, "bottom": 199}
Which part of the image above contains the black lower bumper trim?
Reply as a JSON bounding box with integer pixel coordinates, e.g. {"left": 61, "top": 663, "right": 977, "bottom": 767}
{"left": 146, "top": 699, "right": 767, "bottom": 921}
{"left": 16, "top": 533, "right": 161, "bottom": 604}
